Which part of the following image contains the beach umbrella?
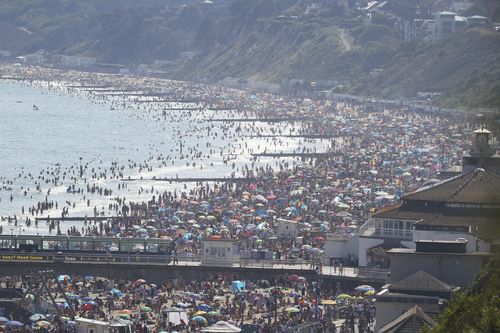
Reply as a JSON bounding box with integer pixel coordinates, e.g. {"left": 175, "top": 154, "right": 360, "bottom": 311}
{"left": 354, "top": 285, "right": 374, "bottom": 293}
{"left": 5, "top": 320, "right": 23, "bottom": 327}
{"left": 320, "top": 300, "right": 337, "bottom": 305}
{"left": 284, "top": 307, "right": 300, "bottom": 313}
{"left": 119, "top": 309, "right": 132, "bottom": 315}
{"left": 197, "top": 304, "right": 210, "bottom": 312}
{"left": 194, "top": 310, "right": 207, "bottom": 316}
{"left": 29, "top": 314, "right": 46, "bottom": 322}
{"left": 255, "top": 195, "right": 267, "bottom": 202}
{"left": 208, "top": 311, "right": 220, "bottom": 317}
{"left": 266, "top": 194, "right": 276, "bottom": 200}
{"left": 65, "top": 293, "right": 80, "bottom": 300}
{"left": 141, "top": 306, "right": 152, "bottom": 313}
{"left": 192, "top": 316, "right": 207, "bottom": 323}
{"left": 336, "top": 294, "right": 353, "bottom": 300}
{"left": 34, "top": 321, "right": 51, "bottom": 329}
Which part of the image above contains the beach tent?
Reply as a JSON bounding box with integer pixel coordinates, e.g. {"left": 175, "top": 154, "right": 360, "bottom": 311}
{"left": 201, "top": 321, "right": 241, "bottom": 332}
{"left": 76, "top": 318, "right": 108, "bottom": 333}
{"left": 231, "top": 280, "right": 246, "bottom": 293}
{"left": 163, "top": 307, "right": 188, "bottom": 326}
{"left": 109, "top": 317, "right": 132, "bottom": 333}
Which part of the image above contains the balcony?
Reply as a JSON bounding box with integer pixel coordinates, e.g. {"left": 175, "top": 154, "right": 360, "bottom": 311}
{"left": 360, "top": 218, "right": 413, "bottom": 240}
{"left": 374, "top": 228, "right": 413, "bottom": 239}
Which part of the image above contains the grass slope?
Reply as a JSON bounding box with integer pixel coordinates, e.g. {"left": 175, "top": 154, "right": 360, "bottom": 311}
{"left": 350, "top": 28, "right": 500, "bottom": 108}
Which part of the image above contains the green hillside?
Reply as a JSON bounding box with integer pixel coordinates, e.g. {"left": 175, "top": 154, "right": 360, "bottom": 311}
{"left": 349, "top": 28, "right": 500, "bottom": 107}
{"left": 0, "top": 0, "right": 499, "bottom": 108}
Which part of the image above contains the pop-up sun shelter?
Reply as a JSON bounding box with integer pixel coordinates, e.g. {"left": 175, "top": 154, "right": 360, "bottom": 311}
{"left": 230, "top": 280, "right": 245, "bottom": 293}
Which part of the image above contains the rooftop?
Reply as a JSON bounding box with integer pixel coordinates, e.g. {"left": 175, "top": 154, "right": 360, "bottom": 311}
{"left": 379, "top": 305, "right": 437, "bottom": 333}
{"left": 403, "top": 168, "right": 500, "bottom": 204}
{"left": 387, "top": 248, "right": 491, "bottom": 256}
{"left": 372, "top": 169, "right": 500, "bottom": 240}
{"left": 389, "top": 270, "right": 455, "bottom": 294}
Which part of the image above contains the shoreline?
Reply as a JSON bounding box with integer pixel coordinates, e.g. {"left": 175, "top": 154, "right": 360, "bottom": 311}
{"left": 0, "top": 63, "right": 474, "bottom": 242}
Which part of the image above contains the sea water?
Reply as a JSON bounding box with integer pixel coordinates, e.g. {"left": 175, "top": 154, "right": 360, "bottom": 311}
{"left": 0, "top": 80, "right": 331, "bottom": 235}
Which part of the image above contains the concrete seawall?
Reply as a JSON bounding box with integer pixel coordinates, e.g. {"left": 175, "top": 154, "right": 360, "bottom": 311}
{"left": 0, "top": 261, "right": 383, "bottom": 290}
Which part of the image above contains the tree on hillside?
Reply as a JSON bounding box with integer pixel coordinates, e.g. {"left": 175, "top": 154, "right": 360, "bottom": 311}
{"left": 193, "top": 18, "right": 218, "bottom": 52}
{"left": 428, "top": 255, "right": 500, "bottom": 333}
{"left": 177, "top": 4, "right": 203, "bottom": 31}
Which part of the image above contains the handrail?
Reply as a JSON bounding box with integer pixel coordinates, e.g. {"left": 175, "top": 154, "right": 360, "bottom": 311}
{"left": 0, "top": 251, "right": 318, "bottom": 269}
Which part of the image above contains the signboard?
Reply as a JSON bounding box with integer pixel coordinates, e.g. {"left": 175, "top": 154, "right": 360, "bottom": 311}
{"left": 0, "top": 255, "right": 45, "bottom": 260}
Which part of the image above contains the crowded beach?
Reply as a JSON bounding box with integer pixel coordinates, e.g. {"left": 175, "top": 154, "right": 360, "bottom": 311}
{"left": 0, "top": 63, "right": 472, "bottom": 332}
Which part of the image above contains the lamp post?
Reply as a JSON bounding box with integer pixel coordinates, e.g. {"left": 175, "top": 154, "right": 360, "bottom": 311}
{"left": 10, "top": 228, "right": 13, "bottom": 250}
{"left": 273, "top": 286, "right": 278, "bottom": 327}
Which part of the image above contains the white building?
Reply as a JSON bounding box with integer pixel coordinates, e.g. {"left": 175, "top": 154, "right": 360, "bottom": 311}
{"left": 467, "top": 15, "right": 488, "bottom": 27}
{"left": 18, "top": 53, "right": 46, "bottom": 65}
{"left": 202, "top": 239, "right": 238, "bottom": 266}
{"left": 435, "top": 11, "right": 456, "bottom": 39}
{"left": 357, "top": 209, "right": 416, "bottom": 267}
{"left": 276, "top": 218, "right": 299, "bottom": 239}
{"left": 59, "top": 55, "right": 97, "bottom": 67}
{"left": 324, "top": 231, "right": 358, "bottom": 263}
